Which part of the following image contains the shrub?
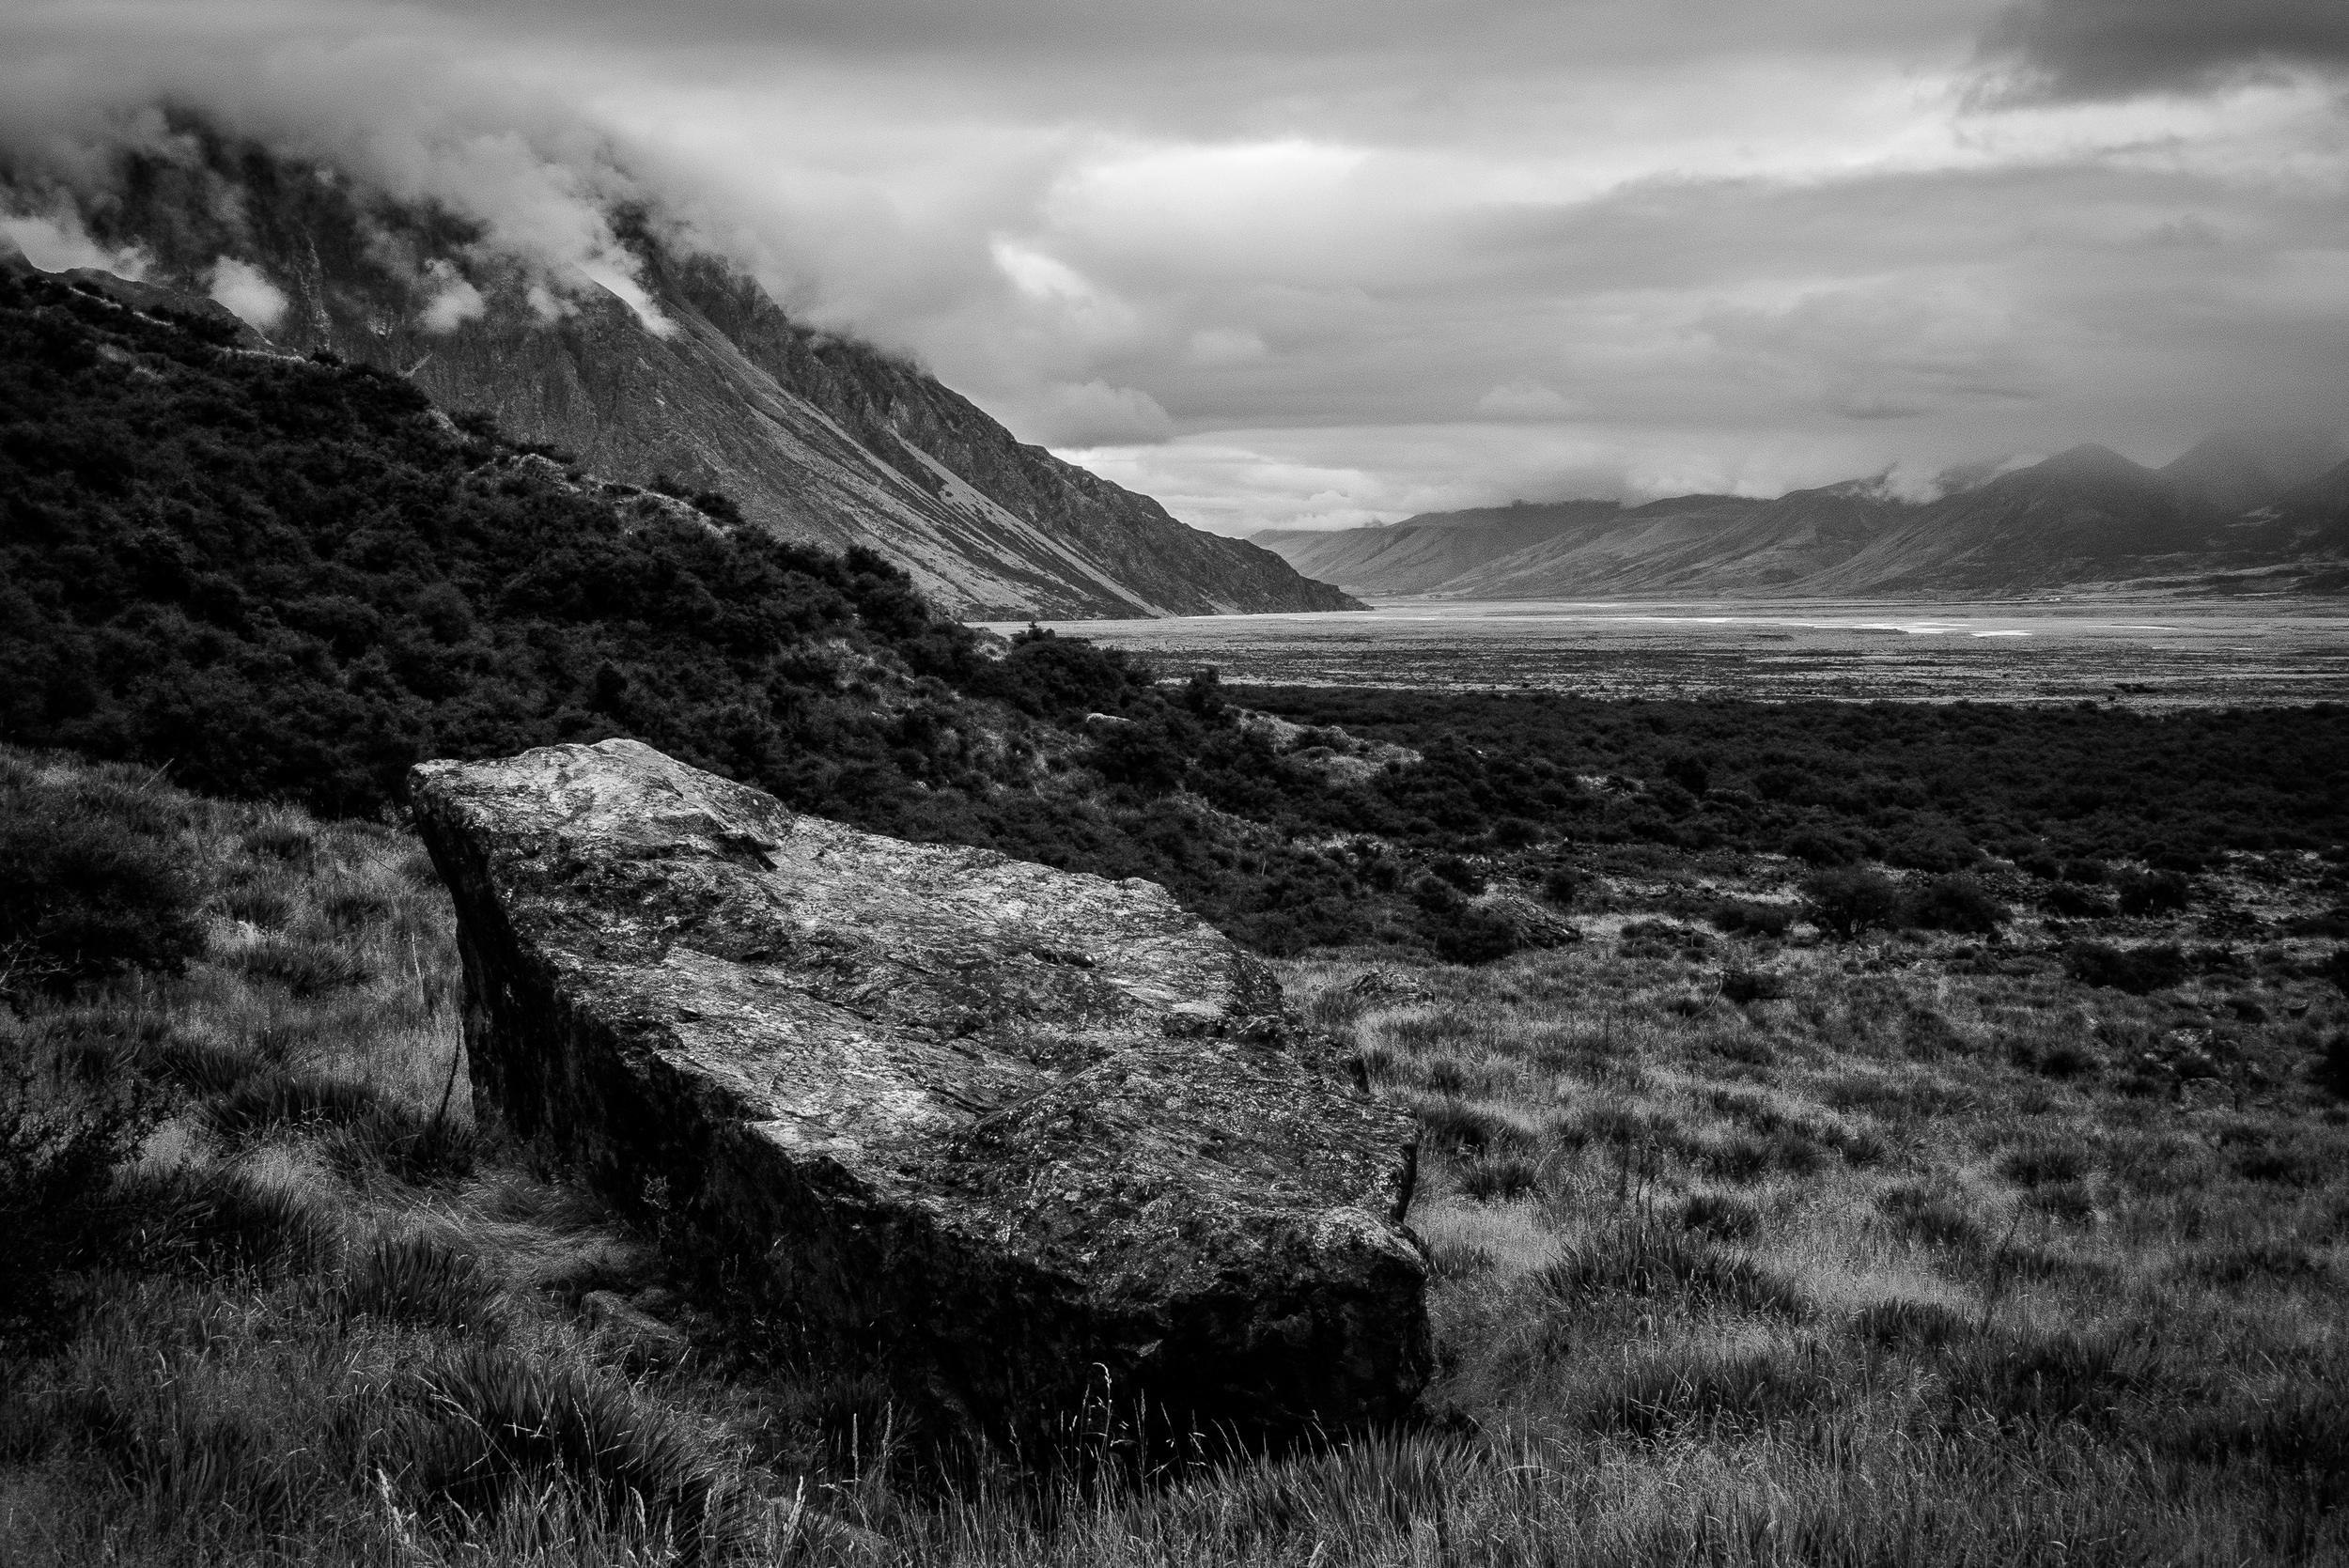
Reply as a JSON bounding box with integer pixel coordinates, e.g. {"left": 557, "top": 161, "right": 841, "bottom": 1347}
{"left": 0, "top": 769, "right": 203, "bottom": 994}
{"left": 1539, "top": 866, "right": 1579, "bottom": 908}
{"left": 1709, "top": 900, "right": 1794, "bottom": 938}
{"left": 1903, "top": 874, "right": 2007, "bottom": 934}
{"left": 1427, "top": 855, "right": 1486, "bottom": 893}
{"left": 1432, "top": 907, "right": 1519, "bottom": 965}
{"left": 1719, "top": 969, "right": 1789, "bottom": 1005}
{"left": 1659, "top": 753, "right": 1710, "bottom": 798}
{"left": 2, "top": 1027, "right": 161, "bottom": 1312}
{"left": 1884, "top": 827, "right": 1977, "bottom": 873}
{"left": 1800, "top": 866, "right": 1904, "bottom": 940}
{"left": 1487, "top": 816, "right": 1541, "bottom": 848}
{"left": 1408, "top": 875, "right": 1464, "bottom": 913}
{"left": 2315, "top": 1031, "right": 2349, "bottom": 1099}
{"left": 2066, "top": 941, "right": 2186, "bottom": 994}
{"left": 2042, "top": 883, "right": 2115, "bottom": 919}
{"left": 1785, "top": 829, "right": 1860, "bottom": 867}
{"left": 2116, "top": 870, "right": 2192, "bottom": 916}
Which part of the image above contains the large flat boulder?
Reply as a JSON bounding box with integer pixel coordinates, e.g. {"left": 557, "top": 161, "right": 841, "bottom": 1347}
{"left": 411, "top": 739, "right": 1429, "bottom": 1436}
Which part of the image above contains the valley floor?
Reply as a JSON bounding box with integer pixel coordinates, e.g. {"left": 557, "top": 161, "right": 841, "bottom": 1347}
{"left": 991, "top": 596, "right": 2349, "bottom": 706}
{"left": 4, "top": 751, "right": 2346, "bottom": 1565}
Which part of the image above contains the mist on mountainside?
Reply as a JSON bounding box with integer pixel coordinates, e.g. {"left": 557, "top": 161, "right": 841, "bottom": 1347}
{"left": 1253, "top": 433, "right": 2349, "bottom": 600}
{"left": 0, "top": 117, "right": 1358, "bottom": 620}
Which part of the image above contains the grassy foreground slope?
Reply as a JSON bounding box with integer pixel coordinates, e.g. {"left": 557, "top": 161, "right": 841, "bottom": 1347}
{"left": 6, "top": 747, "right": 2346, "bottom": 1566}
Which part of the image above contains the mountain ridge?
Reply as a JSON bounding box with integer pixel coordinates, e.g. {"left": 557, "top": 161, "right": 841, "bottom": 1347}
{"left": 3, "top": 129, "right": 1358, "bottom": 621}
{"left": 1252, "top": 436, "right": 2349, "bottom": 600}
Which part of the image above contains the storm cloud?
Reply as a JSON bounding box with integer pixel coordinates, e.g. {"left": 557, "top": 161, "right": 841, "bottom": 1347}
{"left": 1979, "top": 0, "right": 2349, "bottom": 102}
{"left": 2, "top": 0, "right": 2344, "bottom": 533}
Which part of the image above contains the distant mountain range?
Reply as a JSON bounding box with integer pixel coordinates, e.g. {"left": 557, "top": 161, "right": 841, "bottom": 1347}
{"left": 1256, "top": 432, "right": 2349, "bottom": 600}
{"left": 2, "top": 129, "right": 1355, "bottom": 620}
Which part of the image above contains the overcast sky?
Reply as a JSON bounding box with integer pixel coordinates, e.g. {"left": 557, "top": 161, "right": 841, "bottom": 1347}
{"left": 3, "top": 0, "right": 2347, "bottom": 532}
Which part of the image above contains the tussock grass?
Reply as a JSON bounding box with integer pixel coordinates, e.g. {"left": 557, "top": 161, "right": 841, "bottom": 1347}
{"left": 8, "top": 750, "right": 2349, "bottom": 1564}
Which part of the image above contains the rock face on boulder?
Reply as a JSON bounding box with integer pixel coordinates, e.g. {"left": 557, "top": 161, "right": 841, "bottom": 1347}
{"left": 411, "top": 739, "right": 1429, "bottom": 1436}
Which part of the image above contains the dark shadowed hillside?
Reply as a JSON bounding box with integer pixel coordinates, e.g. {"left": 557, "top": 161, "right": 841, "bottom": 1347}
{"left": 1, "top": 129, "right": 1357, "bottom": 620}
{"left": 1258, "top": 442, "right": 2349, "bottom": 600}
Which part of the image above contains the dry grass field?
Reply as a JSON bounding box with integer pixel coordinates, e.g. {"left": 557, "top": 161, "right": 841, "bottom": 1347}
{"left": 5, "top": 748, "right": 2346, "bottom": 1566}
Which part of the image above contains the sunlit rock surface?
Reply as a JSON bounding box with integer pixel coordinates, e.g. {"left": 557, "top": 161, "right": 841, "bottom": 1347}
{"left": 412, "top": 739, "right": 1429, "bottom": 1436}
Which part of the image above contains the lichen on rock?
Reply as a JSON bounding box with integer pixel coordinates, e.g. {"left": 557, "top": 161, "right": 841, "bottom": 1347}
{"left": 411, "top": 738, "right": 1429, "bottom": 1437}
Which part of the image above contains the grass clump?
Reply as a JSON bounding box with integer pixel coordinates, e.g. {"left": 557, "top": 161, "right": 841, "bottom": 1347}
{"left": 0, "top": 755, "right": 202, "bottom": 996}
{"left": 1540, "top": 1223, "right": 1811, "bottom": 1319}
{"left": 336, "top": 1233, "right": 503, "bottom": 1333}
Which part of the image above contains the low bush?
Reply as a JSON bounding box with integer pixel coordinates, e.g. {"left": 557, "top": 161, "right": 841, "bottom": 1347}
{"left": 2043, "top": 883, "right": 2116, "bottom": 919}
{"left": 2, "top": 1027, "right": 162, "bottom": 1316}
{"left": 1538, "top": 867, "right": 1579, "bottom": 908}
{"left": 1719, "top": 969, "right": 1789, "bottom": 1005}
{"left": 1408, "top": 875, "right": 1465, "bottom": 913}
{"left": 1431, "top": 907, "right": 1520, "bottom": 965}
{"left": 1786, "top": 829, "right": 1863, "bottom": 867}
{"left": 2067, "top": 941, "right": 2186, "bottom": 994}
{"left": 0, "top": 764, "right": 203, "bottom": 995}
{"left": 1903, "top": 874, "right": 2007, "bottom": 935}
{"left": 2315, "top": 1031, "right": 2349, "bottom": 1099}
{"left": 1801, "top": 867, "right": 1904, "bottom": 940}
{"left": 2116, "top": 870, "right": 2193, "bottom": 916}
{"left": 1709, "top": 899, "right": 1794, "bottom": 938}
{"left": 1427, "top": 856, "right": 1486, "bottom": 894}
{"left": 1885, "top": 828, "right": 1978, "bottom": 873}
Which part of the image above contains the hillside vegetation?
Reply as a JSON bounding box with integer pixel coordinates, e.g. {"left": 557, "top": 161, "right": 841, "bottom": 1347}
{"left": 18, "top": 261, "right": 2343, "bottom": 965}
{"left": 6, "top": 126, "right": 1357, "bottom": 619}
{"left": 5, "top": 749, "right": 2347, "bottom": 1565}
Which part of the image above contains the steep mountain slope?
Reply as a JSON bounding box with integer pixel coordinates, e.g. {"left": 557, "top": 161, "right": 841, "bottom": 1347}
{"left": 1256, "top": 443, "right": 2349, "bottom": 599}
{"left": 5, "top": 132, "right": 1354, "bottom": 620}
{"left": 1803, "top": 445, "right": 2223, "bottom": 595}
{"left": 2161, "top": 428, "right": 2349, "bottom": 515}
{"left": 1252, "top": 501, "right": 1624, "bottom": 595}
